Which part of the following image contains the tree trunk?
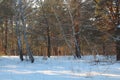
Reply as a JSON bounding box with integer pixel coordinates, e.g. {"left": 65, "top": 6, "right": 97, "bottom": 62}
{"left": 115, "top": 0, "right": 120, "bottom": 61}
{"left": 21, "top": 14, "right": 34, "bottom": 63}
{"left": 47, "top": 25, "right": 51, "bottom": 57}
{"left": 17, "top": 37, "right": 23, "bottom": 61}
{"left": 11, "top": 18, "right": 14, "bottom": 54}
{"left": 14, "top": 0, "right": 24, "bottom": 61}
{"left": 15, "top": 17, "right": 23, "bottom": 61}
{"left": 1, "top": 25, "right": 4, "bottom": 52}
{"left": 23, "top": 24, "right": 34, "bottom": 63}
{"left": 75, "top": 34, "right": 81, "bottom": 58}
{"left": 116, "top": 40, "right": 120, "bottom": 60}
{"left": 115, "top": 27, "right": 120, "bottom": 60}
{"left": 102, "top": 43, "right": 106, "bottom": 55}
{"left": 65, "top": 0, "right": 81, "bottom": 58}
{"left": 74, "top": 3, "right": 82, "bottom": 58}
{"left": 4, "top": 17, "right": 8, "bottom": 55}
{"left": 53, "top": 46, "right": 58, "bottom": 56}
{"left": 40, "top": 1, "right": 51, "bottom": 58}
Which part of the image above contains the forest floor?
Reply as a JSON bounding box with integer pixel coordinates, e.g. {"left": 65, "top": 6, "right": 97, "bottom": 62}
{"left": 0, "top": 55, "right": 120, "bottom": 80}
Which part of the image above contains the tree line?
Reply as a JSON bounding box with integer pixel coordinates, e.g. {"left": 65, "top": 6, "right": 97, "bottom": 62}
{"left": 0, "top": 0, "right": 120, "bottom": 63}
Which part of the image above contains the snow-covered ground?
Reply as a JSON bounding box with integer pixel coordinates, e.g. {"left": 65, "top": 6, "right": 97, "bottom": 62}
{"left": 0, "top": 56, "right": 120, "bottom": 80}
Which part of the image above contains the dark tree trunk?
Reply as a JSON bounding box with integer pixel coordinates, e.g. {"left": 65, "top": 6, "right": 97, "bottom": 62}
{"left": 40, "top": 1, "right": 51, "bottom": 58}
{"left": 102, "top": 43, "right": 106, "bottom": 55}
{"left": 47, "top": 25, "right": 51, "bottom": 58}
{"left": 4, "top": 17, "right": 8, "bottom": 55}
{"left": 116, "top": 38, "right": 120, "bottom": 60}
{"left": 115, "top": 0, "right": 120, "bottom": 61}
{"left": 116, "top": 27, "right": 120, "bottom": 60}
{"left": 75, "top": 34, "right": 81, "bottom": 58}
{"left": 1, "top": 25, "right": 4, "bottom": 52}
{"left": 44, "top": 15, "right": 51, "bottom": 58}
{"left": 73, "top": 1, "right": 81, "bottom": 58}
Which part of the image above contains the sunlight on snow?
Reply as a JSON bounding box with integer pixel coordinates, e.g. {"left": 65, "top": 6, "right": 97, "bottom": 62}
{"left": 3, "top": 65, "right": 17, "bottom": 68}
{"left": 0, "top": 56, "right": 120, "bottom": 80}
{"left": 3, "top": 69, "right": 120, "bottom": 78}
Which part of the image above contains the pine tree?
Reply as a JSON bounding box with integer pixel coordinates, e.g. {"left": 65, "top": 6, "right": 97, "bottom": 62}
{"left": 94, "top": 0, "right": 120, "bottom": 60}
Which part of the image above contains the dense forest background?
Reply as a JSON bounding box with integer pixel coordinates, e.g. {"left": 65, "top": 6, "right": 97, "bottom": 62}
{"left": 0, "top": 0, "right": 120, "bottom": 62}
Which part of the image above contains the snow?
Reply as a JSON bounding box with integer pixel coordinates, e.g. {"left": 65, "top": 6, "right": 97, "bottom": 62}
{"left": 0, "top": 56, "right": 120, "bottom": 80}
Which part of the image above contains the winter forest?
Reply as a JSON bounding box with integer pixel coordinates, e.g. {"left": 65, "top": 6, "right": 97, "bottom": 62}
{"left": 0, "top": 0, "right": 120, "bottom": 80}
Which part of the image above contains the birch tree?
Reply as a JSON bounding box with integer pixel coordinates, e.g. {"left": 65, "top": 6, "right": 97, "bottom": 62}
{"left": 14, "top": 0, "right": 34, "bottom": 63}
{"left": 64, "top": 0, "right": 82, "bottom": 58}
